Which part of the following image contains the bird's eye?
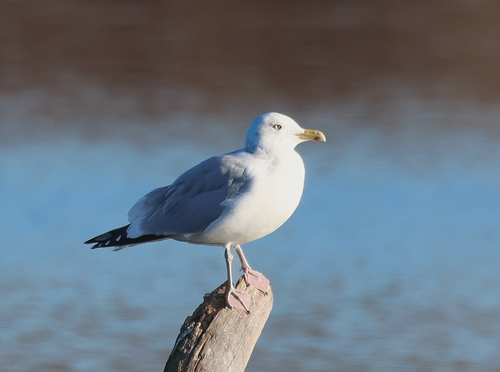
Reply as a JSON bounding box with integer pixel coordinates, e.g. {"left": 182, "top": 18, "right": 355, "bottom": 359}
{"left": 273, "top": 124, "right": 282, "bottom": 130}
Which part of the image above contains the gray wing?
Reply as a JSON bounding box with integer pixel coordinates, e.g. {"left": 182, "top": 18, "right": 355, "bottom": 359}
{"left": 126, "top": 152, "right": 250, "bottom": 238}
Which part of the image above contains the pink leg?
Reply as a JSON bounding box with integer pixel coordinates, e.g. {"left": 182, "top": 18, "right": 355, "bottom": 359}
{"left": 224, "top": 245, "right": 251, "bottom": 313}
{"left": 235, "top": 245, "right": 270, "bottom": 294}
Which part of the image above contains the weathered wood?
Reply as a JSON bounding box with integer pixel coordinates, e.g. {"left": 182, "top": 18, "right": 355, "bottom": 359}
{"left": 164, "top": 276, "right": 273, "bottom": 372}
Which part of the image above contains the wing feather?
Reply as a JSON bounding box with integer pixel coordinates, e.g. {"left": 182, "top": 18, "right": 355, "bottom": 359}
{"left": 126, "top": 152, "right": 250, "bottom": 238}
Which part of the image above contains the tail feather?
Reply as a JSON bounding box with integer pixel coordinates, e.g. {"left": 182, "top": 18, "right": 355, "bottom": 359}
{"left": 84, "top": 224, "right": 171, "bottom": 250}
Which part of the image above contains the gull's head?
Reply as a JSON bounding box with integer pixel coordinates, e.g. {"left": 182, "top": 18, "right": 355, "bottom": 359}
{"left": 245, "top": 112, "right": 326, "bottom": 153}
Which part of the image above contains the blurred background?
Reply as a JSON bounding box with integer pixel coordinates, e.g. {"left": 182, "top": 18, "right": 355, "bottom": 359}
{"left": 1, "top": 1, "right": 500, "bottom": 371}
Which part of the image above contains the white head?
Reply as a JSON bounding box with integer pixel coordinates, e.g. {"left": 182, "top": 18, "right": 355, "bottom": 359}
{"left": 245, "top": 112, "right": 326, "bottom": 153}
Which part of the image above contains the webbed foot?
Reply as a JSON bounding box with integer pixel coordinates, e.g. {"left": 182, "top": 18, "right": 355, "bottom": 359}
{"left": 243, "top": 270, "right": 270, "bottom": 294}
{"left": 226, "top": 288, "right": 251, "bottom": 313}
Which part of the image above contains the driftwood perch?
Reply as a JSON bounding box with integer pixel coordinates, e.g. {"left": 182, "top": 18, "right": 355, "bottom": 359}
{"left": 164, "top": 276, "right": 273, "bottom": 372}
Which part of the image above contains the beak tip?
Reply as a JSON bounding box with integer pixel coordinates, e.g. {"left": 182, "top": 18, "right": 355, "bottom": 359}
{"left": 314, "top": 133, "right": 327, "bottom": 142}
{"left": 296, "top": 129, "right": 326, "bottom": 142}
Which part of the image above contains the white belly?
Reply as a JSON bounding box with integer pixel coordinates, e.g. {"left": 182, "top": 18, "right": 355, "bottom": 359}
{"left": 198, "top": 151, "right": 306, "bottom": 245}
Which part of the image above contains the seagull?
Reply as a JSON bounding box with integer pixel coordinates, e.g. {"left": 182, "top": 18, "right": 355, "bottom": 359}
{"left": 85, "top": 112, "right": 326, "bottom": 312}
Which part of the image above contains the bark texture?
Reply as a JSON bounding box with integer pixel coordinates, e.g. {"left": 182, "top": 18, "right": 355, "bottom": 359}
{"left": 164, "top": 277, "right": 273, "bottom": 372}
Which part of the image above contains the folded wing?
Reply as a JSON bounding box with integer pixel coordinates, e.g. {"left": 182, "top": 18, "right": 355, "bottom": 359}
{"left": 126, "top": 152, "right": 250, "bottom": 239}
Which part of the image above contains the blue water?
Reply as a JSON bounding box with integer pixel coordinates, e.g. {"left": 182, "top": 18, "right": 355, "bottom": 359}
{"left": 1, "top": 113, "right": 500, "bottom": 371}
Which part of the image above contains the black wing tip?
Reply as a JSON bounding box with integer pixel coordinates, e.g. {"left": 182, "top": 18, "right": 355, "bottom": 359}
{"left": 86, "top": 240, "right": 121, "bottom": 250}
{"left": 84, "top": 237, "right": 111, "bottom": 249}
{"left": 84, "top": 225, "right": 170, "bottom": 250}
{"left": 84, "top": 239, "right": 104, "bottom": 250}
{"left": 84, "top": 238, "right": 105, "bottom": 249}
{"left": 84, "top": 239, "right": 109, "bottom": 249}
{"left": 84, "top": 238, "right": 101, "bottom": 249}
{"left": 84, "top": 225, "right": 130, "bottom": 249}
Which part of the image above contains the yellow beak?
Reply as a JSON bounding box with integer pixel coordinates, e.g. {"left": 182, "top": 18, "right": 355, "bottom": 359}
{"left": 296, "top": 129, "right": 326, "bottom": 142}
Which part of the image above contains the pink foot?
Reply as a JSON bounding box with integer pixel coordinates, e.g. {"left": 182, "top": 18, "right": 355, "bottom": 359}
{"left": 243, "top": 270, "right": 270, "bottom": 294}
{"left": 227, "top": 289, "right": 251, "bottom": 313}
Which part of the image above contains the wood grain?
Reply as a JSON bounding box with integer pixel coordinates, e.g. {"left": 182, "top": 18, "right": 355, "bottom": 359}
{"left": 164, "top": 276, "right": 273, "bottom": 372}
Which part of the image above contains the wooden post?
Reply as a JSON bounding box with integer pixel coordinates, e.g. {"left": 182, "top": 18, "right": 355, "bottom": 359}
{"left": 163, "top": 276, "right": 273, "bottom": 372}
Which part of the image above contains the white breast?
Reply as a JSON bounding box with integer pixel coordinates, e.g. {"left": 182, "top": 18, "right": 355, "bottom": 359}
{"left": 200, "top": 150, "right": 305, "bottom": 245}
